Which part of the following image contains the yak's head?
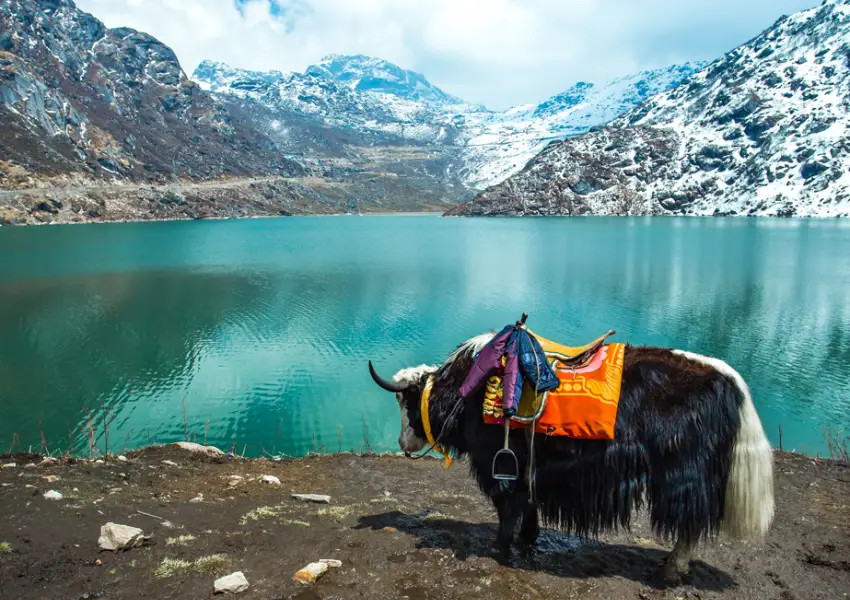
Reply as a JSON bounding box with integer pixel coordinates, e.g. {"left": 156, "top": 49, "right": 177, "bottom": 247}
{"left": 368, "top": 332, "right": 495, "bottom": 454}
{"left": 368, "top": 361, "right": 436, "bottom": 453}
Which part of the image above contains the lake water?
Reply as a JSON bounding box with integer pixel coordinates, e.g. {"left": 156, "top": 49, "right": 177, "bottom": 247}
{"left": 1, "top": 216, "right": 848, "bottom": 458}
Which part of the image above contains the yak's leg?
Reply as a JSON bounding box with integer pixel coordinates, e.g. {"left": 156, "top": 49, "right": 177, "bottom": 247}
{"left": 661, "top": 535, "right": 696, "bottom": 585}
{"left": 492, "top": 490, "right": 522, "bottom": 554}
{"left": 517, "top": 498, "right": 539, "bottom": 548}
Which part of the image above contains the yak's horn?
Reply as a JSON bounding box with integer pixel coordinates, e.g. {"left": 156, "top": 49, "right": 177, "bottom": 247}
{"left": 369, "top": 361, "right": 409, "bottom": 393}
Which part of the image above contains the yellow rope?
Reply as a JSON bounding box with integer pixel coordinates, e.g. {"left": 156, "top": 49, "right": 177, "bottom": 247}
{"left": 421, "top": 376, "right": 452, "bottom": 469}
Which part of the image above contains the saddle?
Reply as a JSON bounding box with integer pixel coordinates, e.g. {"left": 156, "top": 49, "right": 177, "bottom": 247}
{"left": 531, "top": 328, "right": 616, "bottom": 369}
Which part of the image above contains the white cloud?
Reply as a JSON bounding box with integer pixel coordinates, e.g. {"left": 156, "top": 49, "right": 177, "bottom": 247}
{"left": 75, "top": 0, "right": 819, "bottom": 109}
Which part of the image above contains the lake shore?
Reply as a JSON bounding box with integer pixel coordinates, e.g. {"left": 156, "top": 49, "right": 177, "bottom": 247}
{"left": 0, "top": 444, "right": 847, "bottom": 600}
{"left": 0, "top": 177, "right": 454, "bottom": 226}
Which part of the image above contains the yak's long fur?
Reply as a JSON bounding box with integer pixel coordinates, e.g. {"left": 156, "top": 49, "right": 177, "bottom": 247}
{"left": 393, "top": 335, "right": 774, "bottom": 545}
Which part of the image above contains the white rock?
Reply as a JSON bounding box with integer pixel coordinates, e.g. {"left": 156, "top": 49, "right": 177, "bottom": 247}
{"left": 1, "top": 463, "right": 16, "bottom": 469}
{"left": 173, "top": 442, "right": 225, "bottom": 456}
{"left": 116, "top": 455, "right": 128, "bottom": 462}
{"left": 98, "top": 523, "right": 145, "bottom": 551}
{"left": 227, "top": 475, "right": 243, "bottom": 480}
{"left": 161, "top": 460, "right": 178, "bottom": 467}
{"left": 189, "top": 494, "right": 204, "bottom": 503}
{"left": 293, "top": 559, "right": 342, "bottom": 585}
{"left": 94, "top": 460, "right": 105, "bottom": 465}
{"left": 214, "top": 571, "right": 249, "bottom": 594}
{"left": 43, "top": 490, "right": 63, "bottom": 500}
{"left": 292, "top": 493, "right": 331, "bottom": 504}
{"left": 40, "top": 457, "right": 58, "bottom": 466}
{"left": 25, "top": 463, "right": 37, "bottom": 469}
{"left": 43, "top": 475, "right": 60, "bottom": 483}
{"left": 261, "top": 475, "right": 281, "bottom": 486}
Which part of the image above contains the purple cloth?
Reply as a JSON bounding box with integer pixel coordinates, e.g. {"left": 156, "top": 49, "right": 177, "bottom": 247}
{"left": 459, "top": 326, "right": 513, "bottom": 399}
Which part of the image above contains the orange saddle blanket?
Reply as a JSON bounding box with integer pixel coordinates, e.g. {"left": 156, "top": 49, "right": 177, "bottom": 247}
{"left": 482, "top": 333, "right": 626, "bottom": 440}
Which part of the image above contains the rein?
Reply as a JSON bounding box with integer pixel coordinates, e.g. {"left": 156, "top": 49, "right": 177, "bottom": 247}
{"left": 404, "top": 375, "right": 455, "bottom": 468}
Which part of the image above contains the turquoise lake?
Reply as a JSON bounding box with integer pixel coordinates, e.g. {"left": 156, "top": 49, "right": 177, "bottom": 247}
{"left": 0, "top": 216, "right": 848, "bottom": 457}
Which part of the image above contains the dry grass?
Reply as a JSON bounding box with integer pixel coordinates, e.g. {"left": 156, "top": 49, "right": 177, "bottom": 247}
{"left": 154, "top": 554, "right": 230, "bottom": 579}
{"left": 315, "top": 506, "right": 352, "bottom": 522}
{"left": 154, "top": 558, "right": 193, "bottom": 579}
{"left": 193, "top": 554, "right": 230, "bottom": 575}
{"left": 165, "top": 535, "right": 196, "bottom": 546}
{"left": 239, "top": 505, "right": 284, "bottom": 525}
{"left": 282, "top": 519, "right": 311, "bottom": 527}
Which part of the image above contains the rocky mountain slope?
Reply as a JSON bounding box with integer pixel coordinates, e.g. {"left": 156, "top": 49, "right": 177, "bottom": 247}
{"left": 449, "top": 0, "right": 850, "bottom": 218}
{"left": 193, "top": 57, "right": 702, "bottom": 191}
{"left": 0, "top": 0, "right": 303, "bottom": 187}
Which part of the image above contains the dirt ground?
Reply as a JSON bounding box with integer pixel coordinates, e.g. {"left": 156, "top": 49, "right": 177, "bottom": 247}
{"left": 0, "top": 446, "right": 847, "bottom": 600}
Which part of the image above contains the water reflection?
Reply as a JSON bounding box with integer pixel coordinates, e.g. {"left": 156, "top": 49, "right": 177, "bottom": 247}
{"left": 0, "top": 217, "right": 847, "bottom": 456}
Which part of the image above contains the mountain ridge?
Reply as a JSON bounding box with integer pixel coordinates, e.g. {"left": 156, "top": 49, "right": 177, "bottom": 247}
{"left": 448, "top": 0, "right": 850, "bottom": 218}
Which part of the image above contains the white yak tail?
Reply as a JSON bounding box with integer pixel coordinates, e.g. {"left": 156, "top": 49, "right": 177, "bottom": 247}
{"left": 713, "top": 358, "right": 775, "bottom": 538}
{"left": 722, "top": 373, "right": 775, "bottom": 539}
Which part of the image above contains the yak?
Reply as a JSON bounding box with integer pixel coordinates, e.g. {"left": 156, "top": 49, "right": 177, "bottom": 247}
{"left": 368, "top": 332, "right": 775, "bottom": 584}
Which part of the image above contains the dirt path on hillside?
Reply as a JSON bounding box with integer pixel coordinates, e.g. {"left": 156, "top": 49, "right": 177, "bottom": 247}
{"left": 0, "top": 447, "right": 847, "bottom": 600}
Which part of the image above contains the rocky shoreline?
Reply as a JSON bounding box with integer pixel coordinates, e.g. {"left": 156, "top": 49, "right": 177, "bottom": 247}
{"left": 0, "top": 443, "right": 847, "bottom": 600}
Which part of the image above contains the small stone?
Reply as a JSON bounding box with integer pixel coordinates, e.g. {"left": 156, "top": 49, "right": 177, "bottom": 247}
{"left": 43, "top": 475, "right": 60, "bottom": 483}
{"left": 1, "top": 463, "right": 16, "bottom": 469}
{"left": 73, "top": 487, "right": 79, "bottom": 492}
{"left": 189, "top": 494, "right": 204, "bottom": 503}
{"left": 261, "top": 475, "right": 281, "bottom": 486}
{"left": 24, "top": 484, "right": 36, "bottom": 489}
{"left": 293, "top": 559, "right": 342, "bottom": 585}
{"left": 161, "top": 460, "right": 178, "bottom": 467}
{"left": 292, "top": 494, "right": 331, "bottom": 504}
{"left": 94, "top": 460, "right": 105, "bottom": 465}
{"left": 214, "top": 571, "right": 249, "bottom": 594}
{"left": 383, "top": 491, "right": 392, "bottom": 498}
{"left": 40, "top": 457, "right": 58, "bottom": 466}
{"left": 381, "top": 527, "right": 397, "bottom": 533}
{"left": 73, "top": 544, "right": 80, "bottom": 548}
{"left": 95, "top": 559, "right": 102, "bottom": 566}
{"left": 43, "top": 490, "right": 63, "bottom": 500}
{"left": 227, "top": 475, "right": 243, "bottom": 480}
{"left": 116, "top": 455, "right": 128, "bottom": 462}
{"left": 98, "top": 523, "right": 146, "bottom": 551}
{"left": 25, "top": 463, "right": 37, "bottom": 469}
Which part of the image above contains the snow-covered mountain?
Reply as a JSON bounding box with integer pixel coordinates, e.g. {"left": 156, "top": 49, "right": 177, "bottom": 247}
{"left": 192, "top": 56, "right": 701, "bottom": 190}
{"left": 449, "top": 0, "right": 850, "bottom": 217}
{"left": 455, "top": 63, "right": 706, "bottom": 189}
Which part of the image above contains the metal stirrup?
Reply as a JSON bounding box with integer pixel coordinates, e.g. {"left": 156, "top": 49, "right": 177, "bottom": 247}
{"left": 492, "top": 415, "right": 519, "bottom": 481}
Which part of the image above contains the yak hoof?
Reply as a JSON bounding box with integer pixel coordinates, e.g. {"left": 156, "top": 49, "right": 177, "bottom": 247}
{"left": 660, "top": 560, "right": 690, "bottom": 587}
{"left": 492, "top": 537, "right": 512, "bottom": 558}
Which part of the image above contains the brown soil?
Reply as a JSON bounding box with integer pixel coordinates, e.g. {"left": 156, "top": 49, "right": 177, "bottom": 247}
{"left": 0, "top": 446, "right": 847, "bottom": 600}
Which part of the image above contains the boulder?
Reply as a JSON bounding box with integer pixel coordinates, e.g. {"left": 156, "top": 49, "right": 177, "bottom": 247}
{"left": 293, "top": 559, "right": 342, "bottom": 585}
{"left": 98, "top": 523, "right": 146, "bottom": 551}
{"left": 214, "top": 571, "right": 249, "bottom": 594}
{"left": 292, "top": 494, "right": 331, "bottom": 504}
{"left": 172, "top": 442, "right": 225, "bottom": 456}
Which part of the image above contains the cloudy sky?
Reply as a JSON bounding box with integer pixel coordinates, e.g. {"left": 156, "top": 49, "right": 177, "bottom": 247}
{"left": 75, "top": 0, "right": 818, "bottom": 109}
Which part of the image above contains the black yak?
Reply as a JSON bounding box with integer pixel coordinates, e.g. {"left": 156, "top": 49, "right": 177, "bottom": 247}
{"left": 368, "top": 332, "right": 775, "bottom": 583}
